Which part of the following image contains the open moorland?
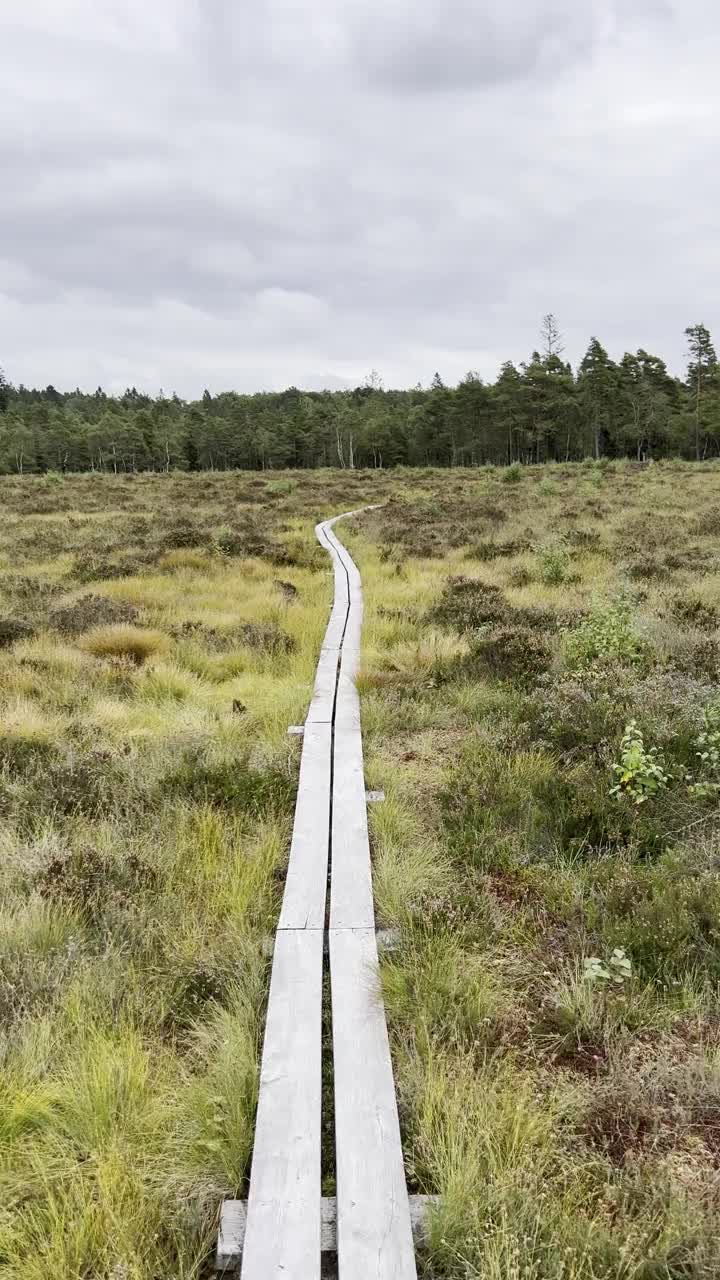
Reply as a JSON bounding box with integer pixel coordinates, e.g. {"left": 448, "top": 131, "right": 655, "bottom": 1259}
{"left": 2, "top": 462, "right": 720, "bottom": 1278}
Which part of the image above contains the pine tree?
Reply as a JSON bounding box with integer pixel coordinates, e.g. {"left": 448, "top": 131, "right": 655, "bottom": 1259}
{"left": 685, "top": 323, "right": 718, "bottom": 460}
{"left": 578, "top": 338, "right": 620, "bottom": 458}
{"left": 0, "top": 367, "right": 9, "bottom": 414}
{"left": 540, "top": 313, "right": 564, "bottom": 360}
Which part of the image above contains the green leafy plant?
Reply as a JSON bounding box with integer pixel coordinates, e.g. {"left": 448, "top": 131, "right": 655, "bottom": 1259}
{"left": 563, "top": 601, "right": 643, "bottom": 670}
{"left": 501, "top": 462, "right": 522, "bottom": 484}
{"left": 535, "top": 539, "right": 570, "bottom": 585}
{"left": 583, "top": 948, "right": 632, "bottom": 986}
{"left": 610, "top": 720, "right": 669, "bottom": 804}
{"left": 689, "top": 701, "right": 720, "bottom": 797}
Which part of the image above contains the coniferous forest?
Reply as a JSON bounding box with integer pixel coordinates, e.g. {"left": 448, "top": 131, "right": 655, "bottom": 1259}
{"left": 1, "top": 319, "right": 719, "bottom": 473}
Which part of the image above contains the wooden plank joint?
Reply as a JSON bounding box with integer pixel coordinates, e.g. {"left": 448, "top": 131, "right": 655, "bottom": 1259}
{"left": 216, "top": 1194, "right": 438, "bottom": 1273}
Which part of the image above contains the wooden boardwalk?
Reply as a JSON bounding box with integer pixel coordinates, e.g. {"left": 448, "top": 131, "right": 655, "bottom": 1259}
{"left": 231, "top": 511, "right": 417, "bottom": 1280}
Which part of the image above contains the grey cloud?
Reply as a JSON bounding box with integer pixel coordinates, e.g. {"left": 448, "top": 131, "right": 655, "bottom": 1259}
{"left": 0, "top": 0, "right": 718, "bottom": 395}
{"left": 342, "top": 0, "right": 670, "bottom": 92}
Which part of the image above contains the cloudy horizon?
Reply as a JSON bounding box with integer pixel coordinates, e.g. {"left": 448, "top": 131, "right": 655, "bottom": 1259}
{"left": 2, "top": 0, "right": 718, "bottom": 397}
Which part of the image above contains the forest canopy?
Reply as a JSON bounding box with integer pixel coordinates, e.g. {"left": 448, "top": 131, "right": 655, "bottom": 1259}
{"left": 1, "top": 319, "right": 718, "bottom": 473}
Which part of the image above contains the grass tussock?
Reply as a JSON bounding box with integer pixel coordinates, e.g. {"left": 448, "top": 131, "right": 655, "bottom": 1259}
{"left": 79, "top": 623, "right": 169, "bottom": 663}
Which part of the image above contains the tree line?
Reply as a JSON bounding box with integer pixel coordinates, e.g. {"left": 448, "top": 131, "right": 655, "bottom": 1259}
{"left": 1, "top": 319, "right": 718, "bottom": 473}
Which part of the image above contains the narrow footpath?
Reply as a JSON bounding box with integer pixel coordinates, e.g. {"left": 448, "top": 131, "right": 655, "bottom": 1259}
{"left": 221, "top": 510, "right": 417, "bottom": 1279}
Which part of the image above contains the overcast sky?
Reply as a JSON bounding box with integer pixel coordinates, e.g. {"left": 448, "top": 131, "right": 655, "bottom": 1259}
{"left": 1, "top": 0, "right": 718, "bottom": 396}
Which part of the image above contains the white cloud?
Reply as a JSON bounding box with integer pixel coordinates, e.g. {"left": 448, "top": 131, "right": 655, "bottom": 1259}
{"left": 0, "top": 0, "right": 718, "bottom": 393}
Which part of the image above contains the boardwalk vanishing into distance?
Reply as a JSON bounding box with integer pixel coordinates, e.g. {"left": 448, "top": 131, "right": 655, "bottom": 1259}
{"left": 217, "top": 510, "right": 418, "bottom": 1279}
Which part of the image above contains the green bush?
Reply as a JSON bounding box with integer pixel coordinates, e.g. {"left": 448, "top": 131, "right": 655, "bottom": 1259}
{"left": 535, "top": 540, "right": 570, "bottom": 585}
{"left": 690, "top": 701, "right": 720, "bottom": 796}
{"left": 501, "top": 462, "right": 522, "bottom": 484}
{"left": 610, "top": 720, "right": 669, "bottom": 805}
{"left": 563, "top": 601, "right": 643, "bottom": 670}
{"left": 430, "top": 578, "right": 509, "bottom": 631}
{"left": 466, "top": 626, "right": 553, "bottom": 684}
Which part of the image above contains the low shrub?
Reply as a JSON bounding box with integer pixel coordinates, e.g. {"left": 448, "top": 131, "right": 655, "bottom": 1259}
{"left": 471, "top": 537, "right": 531, "bottom": 562}
{"left": 535, "top": 540, "right": 571, "bottom": 585}
{"left": 430, "top": 578, "right": 509, "bottom": 631}
{"left": 610, "top": 720, "right": 669, "bottom": 805}
{"left": 212, "top": 525, "right": 249, "bottom": 556}
{"left": 690, "top": 505, "right": 720, "bottom": 536}
{"left": 508, "top": 564, "right": 533, "bottom": 587}
{"left": 69, "top": 550, "right": 154, "bottom": 582}
{"left": 36, "top": 844, "right": 157, "bottom": 924}
{"left": 501, "top": 462, "right": 522, "bottom": 484}
{"left": 36, "top": 749, "right": 152, "bottom": 819}
{"left": 1, "top": 574, "right": 61, "bottom": 612}
{"left": 160, "top": 517, "right": 207, "bottom": 549}
{"left": 50, "top": 594, "right": 139, "bottom": 635}
{"left": 565, "top": 527, "right": 602, "bottom": 549}
{"left": 0, "top": 618, "right": 34, "bottom": 647}
{"left": 466, "top": 626, "right": 553, "bottom": 684}
{"left": 530, "top": 668, "right": 631, "bottom": 757}
{"left": 430, "top": 578, "right": 556, "bottom": 637}
{"left": 585, "top": 851, "right": 720, "bottom": 979}
{"left": 623, "top": 555, "right": 667, "bottom": 581}
{"left": 239, "top": 622, "right": 295, "bottom": 655}
{"left": 669, "top": 593, "right": 719, "bottom": 631}
{"left": 663, "top": 630, "right": 720, "bottom": 680}
{"left": 563, "top": 601, "right": 643, "bottom": 670}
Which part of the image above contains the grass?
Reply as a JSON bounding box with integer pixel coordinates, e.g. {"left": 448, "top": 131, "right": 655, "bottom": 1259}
{"left": 3, "top": 461, "right": 720, "bottom": 1276}
{"left": 342, "top": 460, "right": 720, "bottom": 1278}
{"left": 0, "top": 471, "right": 359, "bottom": 1277}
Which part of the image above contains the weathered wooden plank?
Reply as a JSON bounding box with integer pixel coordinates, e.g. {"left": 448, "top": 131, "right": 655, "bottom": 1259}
{"left": 217, "top": 1193, "right": 437, "bottom": 1271}
{"left": 305, "top": 645, "right": 341, "bottom": 724}
{"left": 240, "top": 929, "right": 324, "bottom": 1280}
{"left": 330, "top": 718, "right": 375, "bottom": 930}
{"left": 261, "top": 927, "right": 400, "bottom": 959}
{"left": 333, "top": 674, "right": 361, "bottom": 732}
{"left": 320, "top": 608, "right": 347, "bottom": 652}
{"left": 278, "top": 722, "right": 331, "bottom": 930}
{"left": 216, "top": 1199, "right": 247, "bottom": 1271}
{"left": 330, "top": 927, "right": 417, "bottom": 1280}
{"left": 237, "top": 506, "right": 413, "bottom": 1280}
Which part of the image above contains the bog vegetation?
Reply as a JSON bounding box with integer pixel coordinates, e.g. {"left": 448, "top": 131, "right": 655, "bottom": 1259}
{"left": 2, "top": 461, "right": 720, "bottom": 1278}
{"left": 1, "top": 318, "right": 720, "bottom": 471}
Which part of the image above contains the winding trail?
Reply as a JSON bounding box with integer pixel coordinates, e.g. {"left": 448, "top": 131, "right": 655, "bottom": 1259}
{"left": 237, "top": 510, "right": 417, "bottom": 1279}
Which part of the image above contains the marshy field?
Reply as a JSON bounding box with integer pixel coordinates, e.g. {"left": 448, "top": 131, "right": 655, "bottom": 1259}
{"left": 2, "top": 461, "right": 720, "bottom": 1278}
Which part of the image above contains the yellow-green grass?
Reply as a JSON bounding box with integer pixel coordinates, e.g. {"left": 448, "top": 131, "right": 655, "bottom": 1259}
{"left": 0, "top": 473, "right": 356, "bottom": 1277}
{"left": 342, "top": 461, "right": 720, "bottom": 1277}
{"left": 4, "top": 463, "right": 720, "bottom": 1277}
